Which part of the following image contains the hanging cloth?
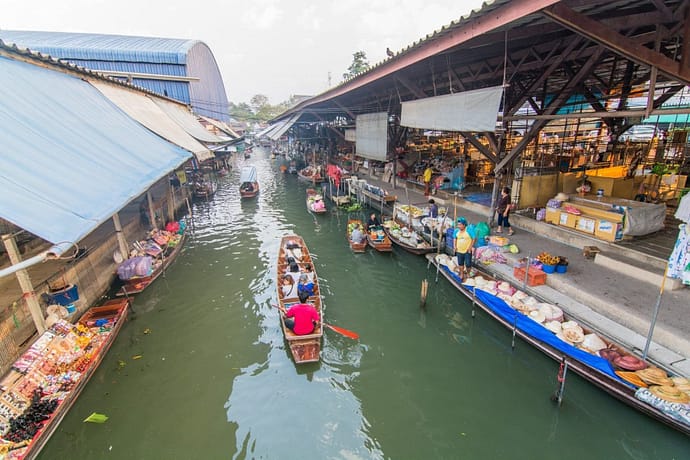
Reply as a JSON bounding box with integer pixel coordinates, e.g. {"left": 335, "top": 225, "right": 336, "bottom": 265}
{"left": 668, "top": 223, "right": 690, "bottom": 283}
{"left": 675, "top": 193, "right": 690, "bottom": 223}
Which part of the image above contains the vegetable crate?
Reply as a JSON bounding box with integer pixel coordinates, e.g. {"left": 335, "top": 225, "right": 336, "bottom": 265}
{"left": 513, "top": 266, "right": 547, "bottom": 287}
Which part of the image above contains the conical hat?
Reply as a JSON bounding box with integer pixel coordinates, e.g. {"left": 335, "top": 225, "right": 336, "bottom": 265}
{"left": 613, "top": 355, "right": 648, "bottom": 371}
{"left": 562, "top": 327, "right": 585, "bottom": 344}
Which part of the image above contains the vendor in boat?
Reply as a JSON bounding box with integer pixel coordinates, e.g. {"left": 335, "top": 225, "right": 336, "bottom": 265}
{"left": 366, "top": 213, "right": 382, "bottom": 231}
{"left": 351, "top": 224, "right": 366, "bottom": 244}
{"left": 283, "top": 291, "right": 320, "bottom": 335}
{"left": 454, "top": 217, "right": 475, "bottom": 280}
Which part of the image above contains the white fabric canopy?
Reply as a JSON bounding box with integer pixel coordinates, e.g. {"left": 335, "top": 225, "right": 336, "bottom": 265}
{"left": 355, "top": 112, "right": 388, "bottom": 161}
{"left": 151, "top": 97, "right": 226, "bottom": 143}
{"left": 89, "top": 80, "right": 214, "bottom": 162}
{"left": 345, "top": 129, "right": 356, "bottom": 142}
{"left": 401, "top": 86, "right": 503, "bottom": 132}
{"left": 240, "top": 166, "right": 258, "bottom": 183}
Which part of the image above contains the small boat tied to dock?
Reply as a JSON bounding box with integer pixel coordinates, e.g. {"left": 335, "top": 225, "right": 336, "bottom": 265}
{"left": 0, "top": 298, "right": 130, "bottom": 459}
{"left": 276, "top": 235, "right": 323, "bottom": 364}
{"left": 426, "top": 254, "right": 690, "bottom": 436}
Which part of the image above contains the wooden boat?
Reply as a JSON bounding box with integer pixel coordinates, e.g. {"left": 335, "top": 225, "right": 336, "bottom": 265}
{"left": 116, "top": 229, "right": 186, "bottom": 296}
{"left": 0, "top": 298, "right": 129, "bottom": 459}
{"left": 306, "top": 188, "right": 327, "bottom": 213}
{"left": 426, "top": 254, "right": 690, "bottom": 436}
{"left": 347, "top": 219, "right": 367, "bottom": 253}
{"left": 239, "top": 165, "right": 259, "bottom": 198}
{"left": 382, "top": 218, "right": 434, "bottom": 255}
{"left": 297, "top": 166, "right": 324, "bottom": 183}
{"left": 276, "top": 235, "right": 323, "bottom": 364}
{"left": 366, "top": 226, "right": 393, "bottom": 252}
{"left": 193, "top": 180, "right": 217, "bottom": 199}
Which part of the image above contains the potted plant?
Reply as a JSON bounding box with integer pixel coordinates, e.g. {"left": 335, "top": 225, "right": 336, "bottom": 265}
{"left": 537, "top": 252, "right": 559, "bottom": 273}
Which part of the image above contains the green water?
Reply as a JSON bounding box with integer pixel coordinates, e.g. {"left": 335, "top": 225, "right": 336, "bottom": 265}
{"left": 39, "top": 150, "right": 689, "bottom": 459}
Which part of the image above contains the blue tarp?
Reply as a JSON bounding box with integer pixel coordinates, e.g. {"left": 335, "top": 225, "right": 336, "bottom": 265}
{"left": 0, "top": 56, "right": 192, "bottom": 246}
{"left": 438, "top": 264, "right": 631, "bottom": 387}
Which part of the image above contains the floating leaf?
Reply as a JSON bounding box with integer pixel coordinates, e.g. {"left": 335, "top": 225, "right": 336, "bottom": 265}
{"left": 132, "top": 355, "right": 142, "bottom": 360}
{"left": 143, "top": 328, "right": 151, "bottom": 334}
{"left": 84, "top": 412, "right": 108, "bottom": 423}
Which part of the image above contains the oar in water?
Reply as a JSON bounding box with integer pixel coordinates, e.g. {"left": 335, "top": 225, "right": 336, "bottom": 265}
{"left": 271, "top": 304, "right": 359, "bottom": 340}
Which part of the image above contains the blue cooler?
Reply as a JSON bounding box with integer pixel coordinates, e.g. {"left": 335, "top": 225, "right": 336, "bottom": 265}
{"left": 445, "top": 228, "right": 455, "bottom": 252}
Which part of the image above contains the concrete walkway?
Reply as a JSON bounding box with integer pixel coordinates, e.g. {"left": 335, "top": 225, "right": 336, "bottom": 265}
{"left": 349, "top": 173, "right": 690, "bottom": 379}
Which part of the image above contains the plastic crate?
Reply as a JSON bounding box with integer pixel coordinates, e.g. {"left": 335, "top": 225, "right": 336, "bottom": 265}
{"left": 513, "top": 266, "right": 546, "bottom": 286}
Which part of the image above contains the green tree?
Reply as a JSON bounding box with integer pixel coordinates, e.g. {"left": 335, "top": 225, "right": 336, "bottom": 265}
{"left": 249, "top": 94, "right": 270, "bottom": 113}
{"left": 342, "top": 51, "right": 370, "bottom": 80}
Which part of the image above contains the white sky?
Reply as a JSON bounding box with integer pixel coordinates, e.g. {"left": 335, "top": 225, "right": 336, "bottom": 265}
{"left": 2, "top": 0, "right": 487, "bottom": 104}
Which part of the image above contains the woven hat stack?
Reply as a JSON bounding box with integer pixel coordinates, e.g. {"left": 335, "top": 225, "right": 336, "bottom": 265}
{"left": 635, "top": 367, "right": 672, "bottom": 386}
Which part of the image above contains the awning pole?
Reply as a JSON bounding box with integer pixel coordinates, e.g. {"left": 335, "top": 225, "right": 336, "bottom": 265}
{"left": 147, "top": 191, "right": 156, "bottom": 230}
{"left": 2, "top": 234, "right": 46, "bottom": 334}
{"left": 112, "top": 214, "right": 130, "bottom": 261}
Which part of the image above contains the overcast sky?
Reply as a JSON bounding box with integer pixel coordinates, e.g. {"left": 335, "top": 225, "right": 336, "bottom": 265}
{"left": 3, "top": 0, "right": 486, "bottom": 104}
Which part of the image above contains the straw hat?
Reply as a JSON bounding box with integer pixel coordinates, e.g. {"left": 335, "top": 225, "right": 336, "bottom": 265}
{"left": 670, "top": 376, "right": 690, "bottom": 386}
{"left": 539, "top": 304, "right": 563, "bottom": 322}
{"left": 561, "top": 320, "right": 582, "bottom": 333}
{"left": 613, "top": 355, "right": 648, "bottom": 371}
{"left": 555, "top": 192, "right": 569, "bottom": 202}
{"left": 615, "top": 371, "right": 648, "bottom": 388}
{"left": 636, "top": 367, "right": 672, "bottom": 385}
{"left": 599, "top": 348, "right": 621, "bottom": 362}
{"left": 529, "top": 310, "right": 546, "bottom": 324}
{"left": 649, "top": 385, "right": 690, "bottom": 404}
{"left": 582, "top": 333, "right": 607, "bottom": 353}
{"left": 562, "top": 327, "right": 585, "bottom": 344}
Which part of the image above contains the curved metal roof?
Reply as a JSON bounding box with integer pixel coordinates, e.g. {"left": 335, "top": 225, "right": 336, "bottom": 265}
{"left": 0, "top": 30, "right": 197, "bottom": 64}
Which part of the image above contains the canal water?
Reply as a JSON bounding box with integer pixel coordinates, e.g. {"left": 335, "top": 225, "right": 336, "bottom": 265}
{"left": 40, "top": 149, "right": 688, "bottom": 459}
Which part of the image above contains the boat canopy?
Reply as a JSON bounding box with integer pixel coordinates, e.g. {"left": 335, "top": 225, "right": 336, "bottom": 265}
{"left": 240, "top": 166, "right": 258, "bottom": 183}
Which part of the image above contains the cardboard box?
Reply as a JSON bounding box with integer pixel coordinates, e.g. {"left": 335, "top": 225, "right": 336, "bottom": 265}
{"left": 559, "top": 212, "right": 578, "bottom": 229}
{"left": 594, "top": 219, "right": 623, "bottom": 242}
{"left": 576, "top": 216, "right": 596, "bottom": 234}
{"left": 545, "top": 207, "right": 560, "bottom": 224}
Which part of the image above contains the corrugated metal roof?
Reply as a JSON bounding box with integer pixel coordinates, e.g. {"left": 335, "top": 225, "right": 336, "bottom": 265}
{"left": 0, "top": 55, "right": 192, "bottom": 246}
{"left": 0, "top": 30, "right": 231, "bottom": 122}
{"left": 0, "top": 30, "right": 197, "bottom": 64}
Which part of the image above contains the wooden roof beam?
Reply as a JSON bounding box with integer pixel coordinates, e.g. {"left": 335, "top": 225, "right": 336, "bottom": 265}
{"left": 542, "top": 3, "right": 688, "bottom": 82}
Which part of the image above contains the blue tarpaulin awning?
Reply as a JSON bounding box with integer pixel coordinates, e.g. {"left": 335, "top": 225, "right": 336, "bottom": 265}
{"left": 0, "top": 55, "right": 192, "bottom": 247}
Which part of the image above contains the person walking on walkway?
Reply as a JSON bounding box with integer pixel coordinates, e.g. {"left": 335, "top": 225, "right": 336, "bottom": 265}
{"left": 423, "top": 165, "right": 433, "bottom": 196}
{"left": 496, "top": 186, "right": 514, "bottom": 236}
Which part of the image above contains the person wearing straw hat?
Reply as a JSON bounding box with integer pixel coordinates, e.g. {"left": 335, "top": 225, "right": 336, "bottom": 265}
{"left": 454, "top": 217, "right": 475, "bottom": 280}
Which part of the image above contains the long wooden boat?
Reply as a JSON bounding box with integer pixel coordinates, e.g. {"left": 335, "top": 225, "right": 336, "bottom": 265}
{"left": 276, "top": 235, "right": 323, "bottom": 364}
{"left": 382, "top": 218, "right": 434, "bottom": 255}
{"left": 116, "top": 229, "right": 186, "bottom": 296}
{"left": 0, "top": 298, "right": 129, "bottom": 459}
{"left": 347, "top": 219, "right": 367, "bottom": 253}
{"left": 306, "top": 188, "right": 327, "bottom": 213}
{"left": 366, "top": 227, "right": 393, "bottom": 252}
{"left": 239, "top": 165, "right": 259, "bottom": 198}
{"left": 426, "top": 254, "right": 690, "bottom": 437}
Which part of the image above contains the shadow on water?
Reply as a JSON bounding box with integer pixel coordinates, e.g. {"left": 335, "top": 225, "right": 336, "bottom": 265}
{"left": 38, "top": 147, "right": 690, "bottom": 460}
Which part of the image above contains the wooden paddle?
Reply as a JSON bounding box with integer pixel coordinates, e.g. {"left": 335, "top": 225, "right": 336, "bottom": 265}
{"left": 271, "top": 304, "right": 359, "bottom": 340}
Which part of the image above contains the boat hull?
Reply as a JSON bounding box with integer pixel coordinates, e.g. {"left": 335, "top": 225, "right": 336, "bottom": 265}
{"left": 277, "top": 235, "right": 323, "bottom": 364}
{"left": 382, "top": 222, "right": 435, "bottom": 255}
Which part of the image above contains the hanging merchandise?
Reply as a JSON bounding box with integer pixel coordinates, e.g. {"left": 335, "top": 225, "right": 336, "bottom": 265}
{"left": 668, "top": 223, "right": 690, "bottom": 284}
{"left": 675, "top": 193, "right": 690, "bottom": 223}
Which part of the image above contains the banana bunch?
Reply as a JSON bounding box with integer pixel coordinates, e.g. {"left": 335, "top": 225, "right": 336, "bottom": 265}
{"left": 537, "top": 252, "right": 559, "bottom": 265}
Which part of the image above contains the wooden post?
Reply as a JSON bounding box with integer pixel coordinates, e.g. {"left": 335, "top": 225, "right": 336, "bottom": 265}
{"left": 2, "top": 234, "right": 46, "bottom": 333}
{"left": 147, "top": 191, "right": 156, "bottom": 230}
{"left": 112, "top": 214, "right": 130, "bottom": 261}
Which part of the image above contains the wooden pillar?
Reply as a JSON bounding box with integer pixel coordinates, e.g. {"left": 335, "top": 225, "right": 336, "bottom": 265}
{"left": 167, "top": 181, "right": 175, "bottom": 222}
{"left": 2, "top": 234, "right": 46, "bottom": 334}
{"left": 112, "top": 214, "right": 130, "bottom": 261}
{"left": 147, "top": 191, "right": 156, "bottom": 230}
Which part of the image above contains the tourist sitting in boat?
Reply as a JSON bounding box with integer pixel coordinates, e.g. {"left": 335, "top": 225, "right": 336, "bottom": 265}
{"left": 297, "top": 274, "right": 315, "bottom": 297}
{"left": 240, "top": 182, "right": 254, "bottom": 192}
{"left": 313, "top": 196, "right": 326, "bottom": 211}
{"left": 366, "top": 213, "right": 382, "bottom": 231}
{"left": 303, "top": 264, "right": 315, "bottom": 282}
{"left": 284, "top": 291, "right": 320, "bottom": 335}
{"left": 281, "top": 274, "right": 297, "bottom": 299}
{"left": 351, "top": 224, "right": 366, "bottom": 243}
